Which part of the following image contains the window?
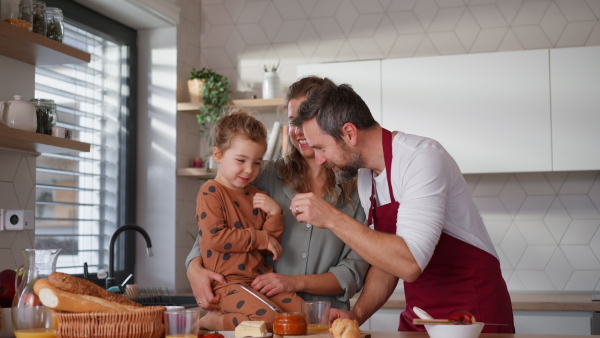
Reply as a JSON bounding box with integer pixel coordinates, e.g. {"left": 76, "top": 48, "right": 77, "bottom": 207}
{"left": 34, "top": 1, "right": 137, "bottom": 282}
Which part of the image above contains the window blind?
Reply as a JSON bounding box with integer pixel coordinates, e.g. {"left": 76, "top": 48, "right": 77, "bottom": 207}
{"left": 34, "top": 22, "right": 130, "bottom": 275}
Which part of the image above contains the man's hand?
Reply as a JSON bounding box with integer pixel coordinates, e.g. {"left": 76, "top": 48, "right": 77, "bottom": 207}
{"left": 329, "top": 308, "right": 359, "bottom": 325}
{"left": 290, "top": 192, "right": 340, "bottom": 229}
{"left": 254, "top": 193, "right": 282, "bottom": 216}
{"left": 251, "top": 272, "right": 297, "bottom": 297}
{"left": 266, "top": 235, "right": 282, "bottom": 260}
{"left": 187, "top": 257, "right": 226, "bottom": 310}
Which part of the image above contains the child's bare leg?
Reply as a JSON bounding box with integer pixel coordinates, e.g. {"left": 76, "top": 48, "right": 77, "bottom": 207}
{"left": 199, "top": 311, "right": 225, "bottom": 330}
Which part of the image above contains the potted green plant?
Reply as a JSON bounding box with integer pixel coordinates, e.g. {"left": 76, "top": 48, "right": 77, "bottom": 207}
{"left": 187, "top": 69, "right": 206, "bottom": 103}
{"left": 189, "top": 68, "right": 231, "bottom": 168}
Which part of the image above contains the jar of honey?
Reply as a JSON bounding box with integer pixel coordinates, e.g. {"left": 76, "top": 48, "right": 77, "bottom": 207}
{"left": 273, "top": 312, "right": 307, "bottom": 335}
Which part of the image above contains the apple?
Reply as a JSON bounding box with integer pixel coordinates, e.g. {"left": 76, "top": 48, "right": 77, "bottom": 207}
{"left": 448, "top": 310, "right": 476, "bottom": 324}
{"left": 23, "top": 292, "right": 42, "bottom": 307}
{"left": 0, "top": 269, "right": 17, "bottom": 308}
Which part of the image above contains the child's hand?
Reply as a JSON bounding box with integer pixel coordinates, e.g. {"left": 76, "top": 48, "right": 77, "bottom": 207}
{"left": 266, "top": 235, "right": 282, "bottom": 260}
{"left": 253, "top": 193, "right": 282, "bottom": 216}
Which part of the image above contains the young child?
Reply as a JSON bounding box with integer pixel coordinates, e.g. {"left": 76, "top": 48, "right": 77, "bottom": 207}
{"left": 196, "top": 110, "right": 303, "bottom": 331}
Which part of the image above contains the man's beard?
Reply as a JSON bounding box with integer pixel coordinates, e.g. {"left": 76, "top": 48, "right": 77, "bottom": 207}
{"left": 334, "top": 148, "right": 363, "bottom": 182}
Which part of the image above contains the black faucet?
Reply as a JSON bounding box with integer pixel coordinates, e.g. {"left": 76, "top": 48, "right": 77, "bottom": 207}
{"left": 107, "top": 224, "right": 153, "bottom": 289}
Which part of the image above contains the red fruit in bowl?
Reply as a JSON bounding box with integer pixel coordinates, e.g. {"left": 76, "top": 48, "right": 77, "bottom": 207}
{"left": 0, "top": 269, "right": 17, "bottom": 308}
{"left": 448, "top": 310, "right": 476, "bottom": 324}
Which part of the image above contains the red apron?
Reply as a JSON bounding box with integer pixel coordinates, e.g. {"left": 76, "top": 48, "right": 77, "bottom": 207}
{"left": 368, "top": 129, "right": 515, "bottom": 333}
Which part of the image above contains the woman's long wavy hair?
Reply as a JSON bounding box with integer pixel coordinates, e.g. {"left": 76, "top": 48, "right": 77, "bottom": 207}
{"left": 279, "top": 76, "right": 357, "bottom": 207}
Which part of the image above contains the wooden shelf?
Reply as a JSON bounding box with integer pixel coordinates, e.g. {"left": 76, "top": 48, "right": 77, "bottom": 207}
{"left": 177, "top": 167, "right": 216, "bottom": 179}
{"left": 0, "top": 125, "right": 90, "bottom": 154}
{"left": 177, "top": 98, "right": 284, "bottom": 113}
{"left": 0, "top": 20, "right": 91, "bottom": 65}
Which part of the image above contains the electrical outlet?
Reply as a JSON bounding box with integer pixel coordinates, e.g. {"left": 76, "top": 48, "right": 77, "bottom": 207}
{"left": 4, "top": 210, "right": 35, "bottom": 231}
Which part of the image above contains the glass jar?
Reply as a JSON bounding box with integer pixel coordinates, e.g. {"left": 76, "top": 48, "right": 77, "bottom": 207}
{"left": 1, "top": 0, "right": 33, "bottom": 31}
{"left": 273, "top": 312, "right": 307, "bottom": 336}
{"left": 45, "top": 7, "right": 63, "bottom": 42}
{"left": 32, "top": 0, "right": 46, "bottom": 35}
{"left": 30, "top": 98, "right": 57, "bottom": 135}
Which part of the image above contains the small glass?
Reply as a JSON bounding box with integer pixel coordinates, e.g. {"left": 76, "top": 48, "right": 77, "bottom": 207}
{"left": 45, "top": 7, "right": 63, "bottom": 42}
{"left": 0, "top": 0, "right": 33, "bottom": 31}
{"left": 32, "top": 1, "right": 46, "bottom": 35}
{"left": 163, "top": 308, "right": 202, "bottom": 338}
{"left": 30, "top": 98, "right": 57, "bottom": 135}
{"left": 302, "top": 301, "right": 331, "bottom": 332}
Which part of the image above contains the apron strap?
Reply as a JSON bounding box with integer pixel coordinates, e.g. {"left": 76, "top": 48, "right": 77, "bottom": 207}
{"left": 382, "top": 129, "right": 396, "bottom": 202}
{"left": 367, "top": 129, "right": 396, "bottom": 226}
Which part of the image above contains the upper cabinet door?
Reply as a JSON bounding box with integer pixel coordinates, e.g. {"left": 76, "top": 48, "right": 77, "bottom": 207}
{"left": 551, "top": 46, "right": 600, "bottom": 171}
{"left": 297, "top": 60, "right": 382, "bottom": 123}
{"left": 382, "top": 50, "right": 552, "bottom": 174}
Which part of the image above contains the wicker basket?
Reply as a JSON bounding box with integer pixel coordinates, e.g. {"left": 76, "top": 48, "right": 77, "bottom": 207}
{"left": 53, "top": 306, "right": 165, "bottom": 338}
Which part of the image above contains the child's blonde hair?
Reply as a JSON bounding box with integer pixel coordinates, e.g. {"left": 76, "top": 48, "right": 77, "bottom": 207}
{"left": 212, "top": 109, "right": 268, "bottom": 154}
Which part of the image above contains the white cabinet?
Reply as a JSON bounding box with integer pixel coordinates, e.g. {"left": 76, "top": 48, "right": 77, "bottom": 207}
{"left": 550, "top": 46, "right": 600, "bottom": 171}
{"left": 297, "top": 47, "right": 599, "bottom": 173}
{"left": 361, "top": 309, "right": 402, "bottom": 332}
{"left": 382, "top": 50, "right": 552, "bottom": 174}
{"left": 297, "top": 60, "right": 382, "bottom": 124}
{"left": 363, "top": 309, "right": 592, "bottom": 334}
{"left": 514, "top": 311, "right": 592, "bottom": 335}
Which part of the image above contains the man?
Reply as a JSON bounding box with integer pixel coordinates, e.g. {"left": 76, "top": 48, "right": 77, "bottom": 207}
{"left": 289, "top": 80, "right": 514, "bottom": 333}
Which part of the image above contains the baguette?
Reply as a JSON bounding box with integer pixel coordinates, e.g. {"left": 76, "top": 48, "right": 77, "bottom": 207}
{"left": 34, "top": 279, "right": 142, "bottom": 312}
{"left": 330, "top": 319, "right": 360, "bottom": 338}
{"left": 48, "top": 272, "right": 141, "bottom": 307}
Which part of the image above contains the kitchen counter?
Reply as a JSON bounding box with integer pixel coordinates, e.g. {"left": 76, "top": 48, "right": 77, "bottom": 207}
{"left": 353, "top": 292, "right": 600, "bottom": 312}
{"left": 366, "top": 332, "right": 593, "bottom": 338}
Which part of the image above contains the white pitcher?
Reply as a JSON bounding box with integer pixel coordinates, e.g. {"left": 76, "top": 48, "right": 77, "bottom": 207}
{"left": 0, "top": 95, "right": 37, "bottom": 132}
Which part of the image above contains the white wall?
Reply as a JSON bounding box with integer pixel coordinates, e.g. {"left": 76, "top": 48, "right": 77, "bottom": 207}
{"left": 3, "top": 0, "right": 599, "bottom": 294}
{"left": 136, "top": 26, "right": 179, "bottom": 290}
{"left": 173, "top": 0, "right": 600, "bottom": 293}
{"left": 0, "top": 58, "right": 42, "bottom": 271}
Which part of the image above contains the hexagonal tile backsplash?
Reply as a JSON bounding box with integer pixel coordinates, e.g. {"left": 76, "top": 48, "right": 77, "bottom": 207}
{"left": 0, "top": 151, "right": 36, "bottom": 270}
{"left": 177, "top": 0, "right": 600, "bottom": 101}
{"left": 176, "top": 0, "right": 600, "bottom": 292}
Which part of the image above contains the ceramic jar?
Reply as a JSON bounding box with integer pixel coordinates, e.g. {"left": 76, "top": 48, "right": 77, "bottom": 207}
{"left": 262, "top": 71, "right": 280, "bottom": 99}
{"left": 0, "top": 95, "right": 37, "bottom": 132}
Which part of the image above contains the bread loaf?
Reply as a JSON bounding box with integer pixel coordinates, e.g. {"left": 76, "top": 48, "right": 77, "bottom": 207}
{"left": 330, "top": 319, "right": 360, "bottom": 338}
{"left": 48, "top": 272, "right": 141, "bottom": 307}
{"left": 34, "top": 279, "right": 142, "bottom": 313}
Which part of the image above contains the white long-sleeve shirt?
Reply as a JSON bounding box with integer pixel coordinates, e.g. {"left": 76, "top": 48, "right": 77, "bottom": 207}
{"left": 357, "top": 132, "right": 498, "bottom": 271}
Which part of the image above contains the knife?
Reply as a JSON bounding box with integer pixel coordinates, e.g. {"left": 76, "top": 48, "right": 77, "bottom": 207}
{"left": 237, "top": 283, "right": 282, "bottom": 313}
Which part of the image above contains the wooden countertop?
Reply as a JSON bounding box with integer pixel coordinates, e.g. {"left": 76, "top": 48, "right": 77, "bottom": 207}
{"left": 366, "top": 331, "right": 592, "bottom": 338}
{"left": 353, "top": 292, "right": 600, "bottom": 312}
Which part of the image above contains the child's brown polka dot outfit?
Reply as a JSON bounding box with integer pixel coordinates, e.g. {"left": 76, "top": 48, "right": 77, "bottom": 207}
{"left": 196, "top": 180, "right": 303, "bottom": 330}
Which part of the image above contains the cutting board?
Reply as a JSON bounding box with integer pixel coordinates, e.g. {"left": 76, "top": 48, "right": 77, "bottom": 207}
{"left": 274, "top": 332, "right": 370, "bottom": 338}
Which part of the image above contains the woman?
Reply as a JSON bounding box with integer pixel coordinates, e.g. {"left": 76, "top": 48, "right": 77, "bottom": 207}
{"left": 186, "top": 77, "right": 369, "bottom": 317}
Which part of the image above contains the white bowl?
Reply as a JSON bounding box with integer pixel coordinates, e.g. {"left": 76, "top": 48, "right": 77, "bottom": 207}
{"left": 425, "top": 322, "right": 484, "bottom": 338}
